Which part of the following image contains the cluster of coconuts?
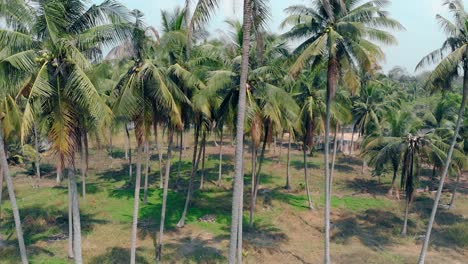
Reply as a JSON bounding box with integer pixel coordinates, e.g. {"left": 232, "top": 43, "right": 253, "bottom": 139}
{"left": 34, "top": 52, "right": 59, "bottom": 67}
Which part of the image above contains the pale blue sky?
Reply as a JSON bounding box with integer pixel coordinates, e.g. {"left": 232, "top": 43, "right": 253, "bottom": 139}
{"left": 91, "top": 0, "right": 465, "bottom": 73}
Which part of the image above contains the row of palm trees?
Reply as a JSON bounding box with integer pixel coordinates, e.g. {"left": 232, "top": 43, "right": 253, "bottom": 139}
{"left": 0, "top": 0, "right": 466, "bottom": 264}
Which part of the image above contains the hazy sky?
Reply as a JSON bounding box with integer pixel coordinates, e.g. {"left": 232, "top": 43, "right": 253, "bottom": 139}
{"left": 91, "top": 0, "right": 464, "bottom": 73}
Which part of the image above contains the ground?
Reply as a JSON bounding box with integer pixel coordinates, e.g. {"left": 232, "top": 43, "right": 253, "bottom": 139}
{"left": 0, "top": 131, "right": 467, "bottom": 263}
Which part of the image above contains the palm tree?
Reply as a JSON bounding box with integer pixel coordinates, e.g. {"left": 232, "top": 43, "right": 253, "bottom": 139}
{"left": 111, "top": 9, "right": 185, "bottom": 263}
{"left": 2, "top": 1, "right": 133, "bottom": 262}
{"left": 283, "top": 1, "right": 402, "bottom": 262}
{"left": 0, "top": 68, "right": 28, "bottom": 263}
{"left": 416, "top": 1, "right": 468, "bottom": 262}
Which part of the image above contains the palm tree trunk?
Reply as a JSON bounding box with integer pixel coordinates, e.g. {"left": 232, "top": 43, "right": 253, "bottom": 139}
{"left": 324, "top": 55, "right": 338, "bottom": 264}
{"left": 199, "top": 134, "right": 206, "bottom": 190}
{"left": 401, "top": 198, "right": 410, "bottom": 236}
{"left": 340, "top": 127, "right": 344, "bottom": 152}
{"left": 349, "top": 125, "right": 355, "bottom": 156}
{"left": 56, "top": 159, "right": 63, "bottom": 184}
{"left": 80, "top": 132, "right": 86, "bottom": 201}
{"left": 143, "top": 141, "right": 150, "bottom": 204}
{"left": 84, "top": 132, "right": 89, "bottom": 172}
{"left": 448, "top": 169, "right": 461, "bottom": 209}
{"left": 33, "top": 122, "right": 41, "bottom": 180}
{"left": 249, "top": 143, "right": 257, "bottom": 227}
{"left": 153, "top": 123, "right": 164, "bottom": 189}
{"left": 251, "top": 123, "right": 270, "bottom": 225}
{"left": 124, "top": 125, "right": 130, "bottom": 161}
{"left": 229, "top": 0, "right": 252, "bottom": 261}
{"left": 176, "top": 130, "right": 183, "bottom": 188}
{"left": 330, "top": 125, "right": 338, "bottom": 201}
{"left": 0, "top": 166, "right": 4, "bottom": 219}
{"left": 68, "top": 177, "right": 74, "bottom": 259}
{"left": 277, "top": 132, "right": 283, "bottom": 164}
{"left": 0, "top": 121, "right": 28, "bottom": 264}
{"left": 68, "top": 164, "right": 82, "bottom": 264}
{"left": 108, "top": 127, "right": 113, "bottom": 158}
{"left": 285, "top": 131, "right": 292, "bottom": 190}
{"left": 418, "top": 64, "right": 468, "bottom": 264}
{"left": 303, "top": 145, "right": 313, "bottom": 210}
{"left": 130, "top": 144, "right": 143, "bottom": 264}
{"left": 125, "top": 124, "right": 133, "bottom": 181}
{"left": 156, "top": 128, "right": 174, "bottom": 262}
{"left": 177, "top": 123, "right": 201, "bottom": 227}
{"left": 218, "top": 128, "right": 223, "bottom": 186}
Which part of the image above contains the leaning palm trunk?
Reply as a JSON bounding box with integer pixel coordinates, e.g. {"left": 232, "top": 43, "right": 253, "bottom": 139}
{"left": 68, "top": 165, "right": 83, "bottom": 264}
{"left": 303, "top": 145, "right": 314, "bottom": 210}
{"left": 285, "top": 131, "right": 292, "bottom": 190}
{"left": 251, "top": 125, "right": 270, "bottom": 225}
{"left": 130, "top": 144, "right": 143, "bottom": 264}
{"left": 418, "top": 67, "right": 468, "bottom": 263}
{"left": 277, "top": 133, "right": 283, "bottom": 164}
{"left": 401, "top": 198, "right": 410, "bottom": 236}
{"left": 125, "top": 124, "right": 133, "bottom": 181}
{"left": 33, "top": 123, "right": 41, "bottom": 180}
{"left": 249, "top": 143, "right": 257, "bottom": 227}
{"left": 153, "top": 123, "right": 164, "bottom": 189}
{"left": 199, "top": 135, "right": 207, "bottom": 190}
{"left": 0, "top": 121, "right": 28, "bottom": 264}
{"left": 229, "top": 1, "right": 252, "bottom": 261}
{"left": 143, "top": 141, "right": 150, "bottom": 204}
{"left": 156, "top": 128, "right": 174, "bottom": 262}
{"left": 448, "top": 169, "right": 461, "bottom": 209}
{"left": 217, "top": 129, "right": 223, "bottom": 186}
{"left": 177, "top": 123, "right": 202, "bottom": 227}
{"left": 176, "top": 130, "right": 183, "bottom": 188}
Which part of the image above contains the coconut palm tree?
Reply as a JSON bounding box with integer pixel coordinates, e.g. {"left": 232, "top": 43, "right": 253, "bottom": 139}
{"left": 283, "top": 1, "right": 403, "bottom": 262}
{"left": 0, "top": 66, "right": 28, "bottom": 264}
{"left": 1, "top": 1, "right": 133, "bottom": 262}
{"left": 416, "top": 1, "right": 468, "bottom": 262}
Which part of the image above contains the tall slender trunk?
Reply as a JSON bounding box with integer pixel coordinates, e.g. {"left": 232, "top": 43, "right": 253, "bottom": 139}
{"left": 143, "top": 141, "right": 150, "bottom": 204}
{"left": 125, "top": 124, "right": 133, "bottom": 181}
{"left": 448, "top": 170, "right": 461, "bottom": 209}
{"left": 273, "top": 135, "right": 277, "bottom": 154}
{"left": 0, "top": 121, "right": 28, "bottom": 264}
{"left": 229, "top": 0, "right": 252, "bottom": 261}
{"left": 84, "top": 131, "right": 89, "bottom": 171}
{"left": 330, "top": 125, "right": 338, "bottom": 201}
{"left": 349, "top": 125, "right": 355, "bottom": 156}
{"left": 199, "top": 134, "right": 206, "bottom": 190}
{"left": 176, "top": 130, "right": 183, "bottom": 188}
{"left": 108, "top": 127, "right": 113, "bottom": 157}
{"left": 80, "top": 131, "right": 86, "bottom": 201}
{"left": 250, "top": 124, "right": 269, "bottom": 225}
{"left": 153, "top": 123, "right": 164, "bottom": 189}
{"left": 56, "top": 159, "right": 63, "bottom": 184}
{"left": 277, "top": 132, "right": 283, "bottom": 164}
{"left": 249, "top": 142, "right": 257, "bottom": 227}
{"left": 69, "top": 164, "right": 82, "bottom": 264}
{"left": 130, "top": 144, "right": 143, "bottom": 264}
{"left": 124, "top": 125, "right": 130, "bottom": 161}
{"left": 340, "top": 127, "right": 344, "bottom": 152}
{"left": 156, "top": 128, "right": 174, "bottom": 262}
{"left": 0, "top": 167, "right": 4, "bottom": 219}
{"left": 68, "top": 177, "right": 74, "bottom": 259}
{"left": 237, "top": 177, "right": 244, "bottom": 262}
{"left": 33, "top": 123, "right": 41, "bottom": 180}
{"left": 285, "top": 131, "right": 292, "bottom": 190}
{"left": 177, "top": 123, "right": 201, "bottom": 227}
{"left": 218, "top": 129, "right": 223, "bottom": 186}
{"left": 303, "top": 146, "right": 313, "bottom": 210}
{"left": 324, "top": 55, "right": 338, "bottom": 264}
{"left": 401, "top": 199, "right": 410, "bottom": 236}
{"left": 418, "top": 63, "right": 468, "bottom": 264}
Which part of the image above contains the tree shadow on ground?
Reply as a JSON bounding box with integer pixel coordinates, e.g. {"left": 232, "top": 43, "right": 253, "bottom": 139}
{"left": 163, "top": 235, "right": 226, "bottom": 263}
{"left": 332, "top": 209, "right": 404, "bottom": 250}
{"left": 290, "top": 160, "right": 321, "bottom": 171}
{"left": 338, "top": 156, "right": 362, "bottom": 166}
{"left": 344, "top": 178, "right": 389, "bottom": 196}
{"left": 89, "top": 247, "right": 149, "bottom": 264}
{"left": 1, "top": 205, "right": 108, "bottom": 246}
{"left": 412, "top": 196, "right": 465, "bottom": 226}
